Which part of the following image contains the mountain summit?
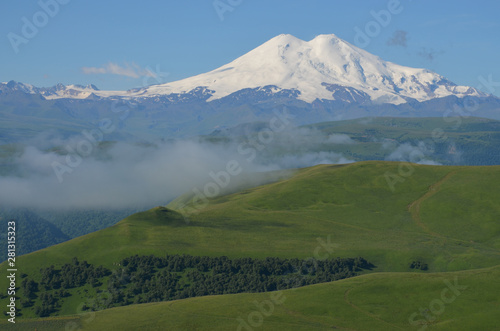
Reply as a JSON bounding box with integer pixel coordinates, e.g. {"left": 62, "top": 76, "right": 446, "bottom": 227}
{"left": 130, "top": 33, "right": 485, "bottom": 104}
{"left": 1, "top": 34, "right": 498, "bottom": 142}
{"left": 1, "top": 34, "right": 488, "bottom": 105}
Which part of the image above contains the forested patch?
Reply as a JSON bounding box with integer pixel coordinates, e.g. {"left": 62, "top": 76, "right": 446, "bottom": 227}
{"left": 11, "top": 254, "right": 373, "bottom": 317}
{"left": 106, "top": 254, "right": 373, "bottom": 305}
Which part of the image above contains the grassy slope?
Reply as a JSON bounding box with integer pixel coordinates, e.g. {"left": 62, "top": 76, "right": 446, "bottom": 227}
{"left": 3, "top": 265, "right": 499, "bottom": 330}
{"left": 1, "top": 161, "right": 500, "bottom": 325}
{"left": 3, "top": 162, "right": 500, "bottom": 272}
{"left": 170, "top": 162, "right": 500, "bottom": 271}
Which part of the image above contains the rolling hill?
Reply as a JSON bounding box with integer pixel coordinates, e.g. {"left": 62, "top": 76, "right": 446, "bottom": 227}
{"left": 5, "top": 265, "right": 499, "bottom": 330}
{"left": 1, "top": 161, "right": 499, "bottom": 329}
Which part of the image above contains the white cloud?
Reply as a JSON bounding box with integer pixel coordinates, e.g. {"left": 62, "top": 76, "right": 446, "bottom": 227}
{"left": 326, "top": 134, "right": 354, "bottom": 144}
{"left": 386, "top": 142, "right": 441, "bottom": 165}
{"left": 81, "top": 62, "right": 156, "bottom": 78}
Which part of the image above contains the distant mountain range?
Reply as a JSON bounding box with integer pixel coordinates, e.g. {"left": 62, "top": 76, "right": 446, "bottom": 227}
{"left": 1, "top": 34, "right": 500, "bottom": 141}
{"left": 0, "top": 80, "right": 100, "bottom": 99}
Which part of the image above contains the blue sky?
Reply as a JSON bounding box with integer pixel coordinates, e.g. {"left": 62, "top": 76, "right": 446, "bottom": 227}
{"left": 1, "top": 0, "right": 499, "bottom": 96}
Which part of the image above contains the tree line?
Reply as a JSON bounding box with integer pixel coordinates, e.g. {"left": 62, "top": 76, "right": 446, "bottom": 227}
{"left": 12, "top": 254, "right": 373, "bottom": 317}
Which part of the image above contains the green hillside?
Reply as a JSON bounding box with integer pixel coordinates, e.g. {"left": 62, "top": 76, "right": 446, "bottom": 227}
{"left": 1, "top": 161, "right": 500, "bottom": 328}
{"left": 3, "top": 265, "right": 499, "bottom": 330}
{"left": 169, "top": 161, "right": 500, "bottom": 271}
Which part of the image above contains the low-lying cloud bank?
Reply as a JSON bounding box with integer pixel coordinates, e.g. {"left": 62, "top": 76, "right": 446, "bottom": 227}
{"left": 0, "top": 127, "right": 355, "bottom": 210}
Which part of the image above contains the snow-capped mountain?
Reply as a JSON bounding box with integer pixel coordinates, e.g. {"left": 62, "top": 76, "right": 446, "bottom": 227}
{"left": 1, "top": 34, "right": 499, "bottom": 142}
{"left": 41, "top": 83, "right": 100, "bottom": 99}
{"left": 0, "top": 80, "right": 39, "bottom": 94}
{"left": 1, "top": 33, "right": 489, "bottom": 106}
{"left": 2, "top": 34, "right": 486, "bottom": 105}
{"left": 127, "top": 34, "right": 486, "bottom": 105}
